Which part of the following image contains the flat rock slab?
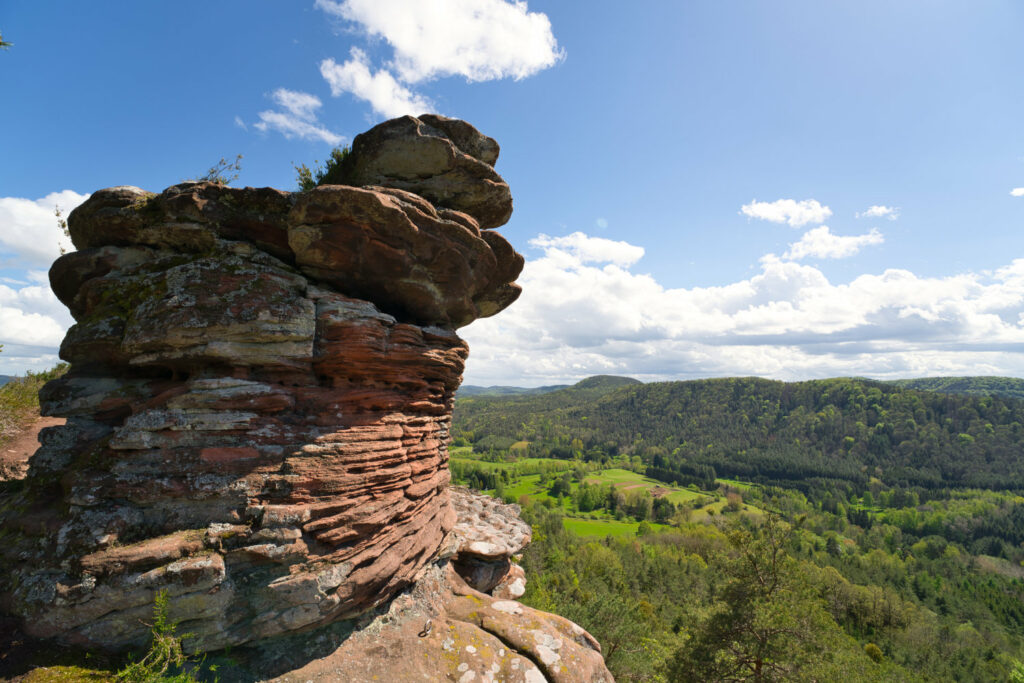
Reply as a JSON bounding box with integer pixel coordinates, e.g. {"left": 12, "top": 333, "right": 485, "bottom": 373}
{"left": 217, "top": 562, "right": 612, "bottom": 683}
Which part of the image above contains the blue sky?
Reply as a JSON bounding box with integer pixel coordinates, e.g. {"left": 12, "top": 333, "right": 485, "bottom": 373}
{"left": 2, "top": 1, "right": 1023, "bottom": 384}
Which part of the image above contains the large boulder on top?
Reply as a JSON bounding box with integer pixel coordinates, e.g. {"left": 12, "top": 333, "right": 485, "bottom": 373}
{"left": 63, "top": 180, "right": 523, "bottom": 330}
{"left": 341, "top": 114, "right": 514, "bottom": 230}
{"left": 289, "top": 185, "right": 522, "bottom": 328}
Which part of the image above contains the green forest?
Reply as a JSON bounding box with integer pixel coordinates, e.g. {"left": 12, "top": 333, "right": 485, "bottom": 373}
{"left": 454, "top": 375, "right": 1024, "bottom": 490}
{"left": 888, "top": 376, "right": 1024, "bottom": 401}
{"left": 451, "top": 376, "right": 1024, "bottom": 681}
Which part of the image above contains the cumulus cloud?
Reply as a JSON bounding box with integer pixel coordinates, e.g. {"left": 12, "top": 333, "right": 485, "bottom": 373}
{"left": 857, "top": 205, "right": 899, "bottom": 220}
{"left": 0, "top": 279, "right": 73, "bottom": 373}
{"left": 460, "top": 232, "right": 1024, "bottom": 385}
{"left": 740, "top": 199, "right": 832, "bottom": 227}
{"left": 253, "top": 88, "right": 343, "bottom": 145}
{"left": 316, "top": 0, "right": 563, "bottom": 83}
{"left": 530, "top": 232, "right": 645, "bottom": 267}
{"left": 782, "top": 226, "right": 884, "bottom": 260}
{"left": 0, "top": 190, "right": 87, "bottom": 267}
{"left": 1012, "top": 188, "right": 1024, "bottom": 197}
{"left": 0, "top": 348, "right": 64, "bottom": 376}
{"left": 0, "top": 192, "right": 87, "bottom": 373}
{"left": 314, "top": 0, "right": 562, "bottom": 118}
{"left": 320, "top": 49, "right": 434, "bottom": 119}
{"left": 0, "top": 299, "right": 68, "bottom": 347}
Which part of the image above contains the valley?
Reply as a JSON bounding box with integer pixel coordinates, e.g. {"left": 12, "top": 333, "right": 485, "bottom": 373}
{"left": 451, "top": 375, "right": 1024, "bottom": 681}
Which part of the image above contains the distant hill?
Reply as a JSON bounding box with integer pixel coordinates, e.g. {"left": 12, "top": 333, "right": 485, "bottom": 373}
{"left": 888, "top": 376, "right": 1024, "bottom": 401}
{"left": 453, "top": 375, "right": 1024, "bottom": 491}
{"left": 0, "top": 376, "right": 10, "bottom": 387}
{"left": 458, "top": 383, "right": 569, "bottom": 397}
{"left": 457, "top": 374, "right": 640, "bottom": 403}
{"left": 455, "top": 376, "right": 642, "bottom": 438}
{"left": 458, "top": 375, "right": 639, "bottom": 399}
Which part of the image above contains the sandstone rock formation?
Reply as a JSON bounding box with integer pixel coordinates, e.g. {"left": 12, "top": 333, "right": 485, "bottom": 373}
{"left": 341, "top": 114, "right": 514, "bottom": 230}
{"left": 0, "top": 115, "right": 612, "bottom": 682}
{"left": 450, "top": 486, "right": 532, "bottom": 599}
{"left": 219, "top": 560, "right": 611, "bottom": 683}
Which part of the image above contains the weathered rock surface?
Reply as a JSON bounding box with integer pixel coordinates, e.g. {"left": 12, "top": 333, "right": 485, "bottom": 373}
{"left": 342, "top": 114, "right": 514, "bottom": 230}
{"left": 0, "top": 115, "right": 612, "bottom": 681}
{"left": 290, "top": 185, "right": 522, "bottom": 327}
{"left": 211, "top": 561, "right": 612, "bottom": 683}
{"left": 0, "top": 115, "right": 518, "bottom": 652}
{"left": 7, "top": 245, "right": 467, "bottom": 651}
{"left": 61, "top": 180, "right": 522, "bottom": 330}
{"left": 450, "top": 487, "right": 532, "bottom": 597}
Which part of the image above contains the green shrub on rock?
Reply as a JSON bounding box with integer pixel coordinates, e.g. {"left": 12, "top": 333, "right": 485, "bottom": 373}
{"left": 294, "top": 146, "right": 352, "bottom": 191}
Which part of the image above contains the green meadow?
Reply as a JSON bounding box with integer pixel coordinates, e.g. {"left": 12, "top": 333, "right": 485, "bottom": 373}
{"left": 583, "top": 467, "right": 705, "bottom": 504}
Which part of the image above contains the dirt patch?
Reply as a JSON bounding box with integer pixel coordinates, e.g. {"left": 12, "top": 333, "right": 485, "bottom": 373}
{"left": 650, "top": 486, "right": 671, "bottom": 498}
{"left": 0, "top": 416, "right": 64, "bottom": 481}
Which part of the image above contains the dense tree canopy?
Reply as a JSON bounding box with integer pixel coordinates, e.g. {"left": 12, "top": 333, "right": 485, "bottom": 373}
{"left": 455, "top": 376, "right": 1024, "bottom": 490}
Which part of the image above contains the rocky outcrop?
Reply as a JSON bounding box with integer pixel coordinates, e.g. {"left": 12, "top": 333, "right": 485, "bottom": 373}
{"left": 450, "top": 487, "right": 532, "bottom": 599}
{"left": 1, "top": 182, "right": 481, "bottom": 653}
{"left": 216, "top": 560, "right": 611, "bottom": 683}
{"left": 0, "top": 115, "right": 612, "bottom": 681}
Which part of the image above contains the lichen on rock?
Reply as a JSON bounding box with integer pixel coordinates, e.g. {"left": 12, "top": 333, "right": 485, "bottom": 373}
{"left": 0, "top": 115, "right": 612, "bottom": 682}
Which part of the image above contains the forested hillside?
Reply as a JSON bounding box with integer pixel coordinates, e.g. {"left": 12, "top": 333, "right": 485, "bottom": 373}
{"left": 889, "top": 376, "right": 1024, "bottom": 401}
{"left": 453, "top": 376, "right": 1024, "bottom": 491}
{"left": 452, "top": 375, "right": 1024, "bottom": 680}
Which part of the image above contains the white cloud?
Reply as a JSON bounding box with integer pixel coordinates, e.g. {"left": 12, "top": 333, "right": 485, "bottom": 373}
{"left": 0, "top": 349, "right": 63, "bottom": 376}
{"left": 1011, "top": 188, "right": 1024, "bottom": 197}
{"left": 320, "top": 49, "right": 433, "bottom": 119}
{"left": 0, "top": 279, "right": 73, "bottom": 373}
{"left": 460, "top": 232, "right": 1024, "bottom": 385}
{"left": 233, "top": 116, "right": 247, "bottom": 131}
{"left": 0, "top": 302, "right": 67, "bottom": 348}
{"left": 529, "top": 232, "right": 644, "bottom": 268}
{"left": 271, "top": 89, "right": 322, "bottom": 121}
{"left": 857, "top": 205, "right": 899, "bottom": 220}
{"left": 740, "top": 199, "right": 832, "bottom": 227}
{"left": 0, "top": 192, "right": 87, "bottom": 373}
{"left": 782, "top": 226, "right": 884, "bottom": 260}
{"left": 253, "top": 88, "right": 343, "bottom": 145}
{"left": 313, "top": 0, "right": 562, "bottom": 119}
{"left": 0, "top": 190, "right": 87, "bottom": 267}
{"left": 315, "top": 0, "right": 563, "bottom": 83}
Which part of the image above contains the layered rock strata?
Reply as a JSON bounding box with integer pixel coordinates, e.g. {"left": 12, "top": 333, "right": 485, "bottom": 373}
{"left": 0, "top": 117, "right": 528, "bottom": 653}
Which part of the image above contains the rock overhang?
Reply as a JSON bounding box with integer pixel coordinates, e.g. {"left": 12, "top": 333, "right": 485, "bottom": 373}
{"left": 64, "top": 182, "right": 522, "bottom": 330}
